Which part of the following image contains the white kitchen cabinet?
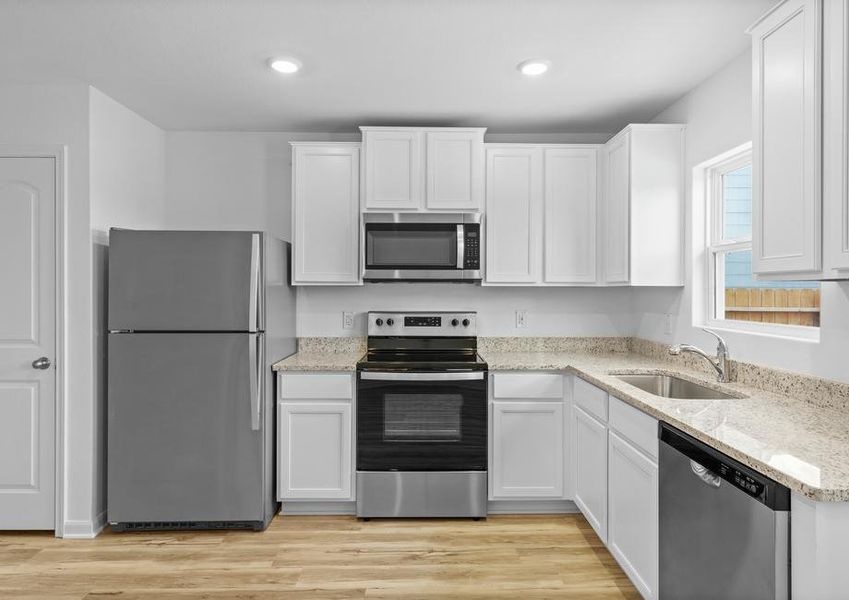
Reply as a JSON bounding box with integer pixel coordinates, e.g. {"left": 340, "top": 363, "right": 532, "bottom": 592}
{"left": 544, "top": 147, "right": 599, "bottom": 283}
{"left": 485, "top": 146, "right": 543, "bottom": 283}
{"left": 749, "top": 0, "right": 822, "bottom": 277}
{"left": 573, "top": 405, "right": 608, "bottom": 542}
{"left": 608, "top": 429, "right": 659, "bottom": 600}
{"left": 485, "top": 144, "right": 600, "bottom": 285}
{"left": 490, "top": 401, "right": 565, "bottom": 499}
{"left": 601, "top": 124, "right": 685, "bottom": 286}
{"left": 361, "top": 126, "right": 485, "bottom": 211}
{"left": 291, "top": 143, "right": 360, "bottom": 285}
{"left": 425, "top": 130, "right": 484, "bottom": 210}
{"left": 277, "top": 372, "right": 355, "bottom": 501}
{"left": 822, "top": 0, "right": 849, "bottom": 275}
{"left": 361, "top": 128, "right": 422, "bottom": 210}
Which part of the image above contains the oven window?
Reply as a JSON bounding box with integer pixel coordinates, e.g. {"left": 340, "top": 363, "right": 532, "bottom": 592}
{"left": 383, "top": 394, "right": 462, "bottom": 442}
{"left": 366, "top": 227, "right": 457, "bottom": 268}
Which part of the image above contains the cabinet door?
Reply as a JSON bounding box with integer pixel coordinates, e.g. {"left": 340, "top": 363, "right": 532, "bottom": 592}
{"left": 278, "top": 402, "right": 353, "bottom": 500}
{"left": 824, "top": 0, "right": 849, "bottom": 272}
{"left": 292, "top": 145, "right": 360, "bottom": 284}
{"left": 608, "top": 431, "right": 658, "bottom": 600}
{"left": 485, "top": 146, "right": 543, "bottom": 283}
{"left": 751, "top": 0, "right": 822, "bottom": 276}
{"left": 543, "top": 147, "right": 598, "bottom": 283}
{"left": 491, "top": 401, "right": 564, "bottom": 498}
{"left": 362, "top": 129, "right": 422, "bottom": 209}
{"left": 573, "top": 405, "right": 608, "bottom": 542}
{"left": 426, "top": 130, "right": 484, "bottom": 210}
{"left": 603, "top": 132, "right": 630, "bottom": 284}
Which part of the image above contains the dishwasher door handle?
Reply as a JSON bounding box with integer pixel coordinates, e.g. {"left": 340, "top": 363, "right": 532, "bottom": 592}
{"left": 690, "top": 460, "right": 721, "bottom": 488}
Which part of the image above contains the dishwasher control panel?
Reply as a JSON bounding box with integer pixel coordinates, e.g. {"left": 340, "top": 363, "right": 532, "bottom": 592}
{"left": 718, "top": 463, "right": 765, "bottom": 498}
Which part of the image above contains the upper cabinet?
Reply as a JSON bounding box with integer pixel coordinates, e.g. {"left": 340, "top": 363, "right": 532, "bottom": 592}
{"left": 749, "top": 0, "right": 823, "bottom": 277}
{"left": 360, "top": 126, "right": 485, "bottom": 211}
{"left": 291, "top": 143, "right": 361, "bottom": 285}
{"left": 601, "top": 124, "right": 685, "bottom": 286}
{"left": 485, "top": 144, "right": 600, "bottom": 286}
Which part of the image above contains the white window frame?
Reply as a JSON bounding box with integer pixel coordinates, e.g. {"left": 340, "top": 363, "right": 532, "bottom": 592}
{"left": 704, "top": 144, "right": 820, "bottom": 341}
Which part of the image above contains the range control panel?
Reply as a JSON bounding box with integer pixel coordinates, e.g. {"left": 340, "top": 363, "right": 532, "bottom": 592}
{"left": 368, "top": 312, "right": 477, "bottom": 336}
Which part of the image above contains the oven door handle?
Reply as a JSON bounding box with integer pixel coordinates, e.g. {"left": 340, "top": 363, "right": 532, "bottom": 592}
{"left": 359, "top": 371, "right": 485, "bottom": 381}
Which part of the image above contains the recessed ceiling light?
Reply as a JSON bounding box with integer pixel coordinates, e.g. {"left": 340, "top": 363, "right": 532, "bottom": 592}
{"left": 268, "top": 57, "right": 301, "bottom": 74}
{"left": 518, "top": 59, "right": 550, "bottom": 76}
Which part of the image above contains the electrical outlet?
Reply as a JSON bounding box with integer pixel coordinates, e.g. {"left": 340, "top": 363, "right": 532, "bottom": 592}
{"left": 342, "top": 311, "right": 355, "bottom": 330}
{"left": 664, "top": 313, "right": 674, "bottom": 335}
{"left": 515, "top": 310, "right": 528, "bottom": 329}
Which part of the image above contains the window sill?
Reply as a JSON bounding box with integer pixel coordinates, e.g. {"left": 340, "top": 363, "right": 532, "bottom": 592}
{"left": 703, "top": 318, "right": 820, "bottom": 343}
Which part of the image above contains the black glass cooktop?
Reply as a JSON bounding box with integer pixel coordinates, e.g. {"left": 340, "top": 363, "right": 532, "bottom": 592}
{"left": 357, "top": 350, "right": 488, "bottom": 372}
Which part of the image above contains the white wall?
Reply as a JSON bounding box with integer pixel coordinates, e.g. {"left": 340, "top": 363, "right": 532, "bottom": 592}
{"left": 634, "top": 50, "right": 849, "bottom": 383}
{"left": 0, "top": 84, "right": 96, "bottom": 533}
{"left": 89, "top": 86, "right": 166, "bottom": 525}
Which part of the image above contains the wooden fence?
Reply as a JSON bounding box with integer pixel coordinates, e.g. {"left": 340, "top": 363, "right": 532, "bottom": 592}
{"left": 724, "top": 288, "right": 820, "bottom": 327}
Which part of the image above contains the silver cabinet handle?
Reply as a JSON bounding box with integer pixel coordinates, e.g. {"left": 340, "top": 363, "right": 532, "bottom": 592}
{"left": 32, "top": 356, "right": 51, "bottom": 370}
{"left": 360, "top": 371, "right": 484, "bottom": 381}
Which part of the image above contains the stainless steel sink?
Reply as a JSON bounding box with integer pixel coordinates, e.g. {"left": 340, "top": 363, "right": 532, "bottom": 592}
{"left": 613, "top": 374, "right": 739, "bottom": 400}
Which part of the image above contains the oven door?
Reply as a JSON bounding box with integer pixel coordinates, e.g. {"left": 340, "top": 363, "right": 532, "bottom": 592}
{"left": 356, "top": 371, "right": 487, "bottom": 471}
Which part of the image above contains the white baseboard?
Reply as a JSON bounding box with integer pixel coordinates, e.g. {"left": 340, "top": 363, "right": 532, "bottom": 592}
{"left": 62, "top": 510, "right": 106, "bottom": 539}
{"left": 280, "top": 501, "right": 357, "bottom": 515}
{"left": 487, "top": 500, "right": 579, "bottom": 514}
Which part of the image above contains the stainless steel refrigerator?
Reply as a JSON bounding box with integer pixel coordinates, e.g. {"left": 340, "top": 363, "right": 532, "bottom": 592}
{"left": 107, "top": 230, "right": 296, "bottom": 531}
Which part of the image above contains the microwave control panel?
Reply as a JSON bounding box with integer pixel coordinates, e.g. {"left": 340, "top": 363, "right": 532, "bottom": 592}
{"left": 464, "top": 226, "right": 480, "bottom": 269}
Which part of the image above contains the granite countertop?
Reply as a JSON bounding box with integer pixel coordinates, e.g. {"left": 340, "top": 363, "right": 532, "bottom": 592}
{"left": 484, "top": 350, "right": 849, "bottom": 503}
{"left": 272, "top": 351, "right": 362, "bottom": 371}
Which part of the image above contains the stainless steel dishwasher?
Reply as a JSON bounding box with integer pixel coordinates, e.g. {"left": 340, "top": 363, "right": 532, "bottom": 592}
{"left": 659, "top": 423, "right": 790, "bottom": 600}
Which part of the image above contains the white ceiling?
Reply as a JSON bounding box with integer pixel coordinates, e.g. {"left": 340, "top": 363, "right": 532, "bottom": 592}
{"left": 0, "top": 0, "right": 775, "bottom": 133}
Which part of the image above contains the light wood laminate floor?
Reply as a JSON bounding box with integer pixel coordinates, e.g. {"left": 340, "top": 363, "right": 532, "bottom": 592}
{"left": 0, "top": 514, "right": 639, "bottom": 599}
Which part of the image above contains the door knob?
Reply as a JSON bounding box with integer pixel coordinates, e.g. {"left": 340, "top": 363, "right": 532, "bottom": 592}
{"left": 32, "top": 356, "right": 51, "bottom": 370}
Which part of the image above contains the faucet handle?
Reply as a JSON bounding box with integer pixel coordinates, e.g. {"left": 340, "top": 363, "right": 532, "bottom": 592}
{"left": 701, "top": 328, "right": 728, "bottom": 353}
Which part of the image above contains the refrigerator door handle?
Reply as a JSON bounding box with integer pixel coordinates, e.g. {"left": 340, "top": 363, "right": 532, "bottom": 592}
{"left": 249, "top": 233, "right": 260, "bottom": 332}
{"left": 249, "top": 334, "right": 261, "bottom": 431}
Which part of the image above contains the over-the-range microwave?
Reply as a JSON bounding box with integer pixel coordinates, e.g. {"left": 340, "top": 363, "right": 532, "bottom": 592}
{"left": 363, "top": 213, "right": 482, "bottom": 282}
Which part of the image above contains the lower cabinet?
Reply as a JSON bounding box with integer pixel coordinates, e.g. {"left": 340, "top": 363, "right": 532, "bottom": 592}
{"left": 489, "top": 373, "right": 567, "bottom": 500}
{"left": 608, "top": 431, "right": 659, "bottom": 600}
{"left": 491, "top": 401, "right": 564, "bottom": 498}
{"left": 277, "top": 372, "right": 355, "bottom": 501}
{"left": 573, "top": 405, "right": 608, "bottom": 541}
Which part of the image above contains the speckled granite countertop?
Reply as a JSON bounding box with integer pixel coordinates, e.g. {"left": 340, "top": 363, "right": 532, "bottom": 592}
{"left": 272, "top": 351, "right": 362, "bottom": 371}
{"left": 484, "top": 350, "right": 849, "bottom": 503}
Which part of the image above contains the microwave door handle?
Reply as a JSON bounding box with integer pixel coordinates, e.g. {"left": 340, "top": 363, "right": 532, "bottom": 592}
{"left": 457, "top": 224, "right": 465, "bottom": 269}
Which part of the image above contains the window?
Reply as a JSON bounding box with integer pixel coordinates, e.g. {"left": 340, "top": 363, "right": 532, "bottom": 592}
{"left": 707, "top": 148, "right": 820, "bottom": 332}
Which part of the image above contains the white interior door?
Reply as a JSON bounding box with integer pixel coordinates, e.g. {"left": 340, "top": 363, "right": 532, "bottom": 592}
{"left": 0, "top": 156, "right": 56, "bottom": 530}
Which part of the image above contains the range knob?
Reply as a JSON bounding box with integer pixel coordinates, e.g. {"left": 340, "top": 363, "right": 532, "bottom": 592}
{"left": 375, "top": 318, "right": 383, "bottom": 326}
{"left": 386, "top": 318, "right": 395, "bottom": 326}
{"left": 462, "top": 318, "right": 471, "bottom": 327}
{"left": 451, "top": 318, "right": 459, "bottom": 327}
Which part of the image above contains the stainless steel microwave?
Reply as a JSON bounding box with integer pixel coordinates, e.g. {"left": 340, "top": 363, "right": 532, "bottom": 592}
{"left": 363, "top": 213, "right": 482, "bottom": 282}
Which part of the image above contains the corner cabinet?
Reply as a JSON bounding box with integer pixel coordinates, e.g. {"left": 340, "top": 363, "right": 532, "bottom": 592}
{"left": 571, "top": 377, "right": 659, "bottom": 600}
{"left": 601, "top": 124, "right": 685, "bottom": 286}
{"left": 485, "top": 144, "right": 600, "bottom": 285}
{"left": 360, "top": 126, "right": 485, "bottom": 211}
{"left": 291, "top": 143, "right": 361, "bottom": 285}
{"left": 277, "top": 372, "right": 355, "bottom": 501}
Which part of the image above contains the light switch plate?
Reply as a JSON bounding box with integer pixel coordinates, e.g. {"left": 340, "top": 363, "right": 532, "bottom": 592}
{"left": 342, "top": 311, "right": 355, "bottom": 329}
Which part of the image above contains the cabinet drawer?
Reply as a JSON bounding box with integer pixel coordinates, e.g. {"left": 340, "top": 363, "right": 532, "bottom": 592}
{"left": 492, "top": 373, "right": 564, "bottom": 399}
{"left": 574, "top": 377, "right": 609, "bottom": 421}
{"left": 279, "top": 373, "right": 353, "bottom": 399}
{"left": 609, "top": 395, "right": 658, "bottom": 460}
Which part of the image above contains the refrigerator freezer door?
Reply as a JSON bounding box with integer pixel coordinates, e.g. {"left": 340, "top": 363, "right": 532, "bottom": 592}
{"left": 107, "top": 332, "right": 265, "bottom": 525}
{"left": 108, "top": 230, "right": 263, "bottom": 332}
